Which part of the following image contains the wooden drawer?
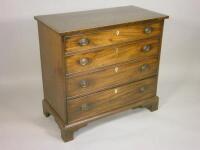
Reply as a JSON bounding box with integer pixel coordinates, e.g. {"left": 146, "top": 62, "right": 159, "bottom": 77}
{"left": 65, "top": 38, "right": 160, "bottom": 74}
{"left": 67, "top": 77, "right": 157, "bottom": 122}
{"left": 64, "top": 21, "right": 163, "bottom": 53}
{"left": 66, "top": 58, "right": 158, "bottom": 98}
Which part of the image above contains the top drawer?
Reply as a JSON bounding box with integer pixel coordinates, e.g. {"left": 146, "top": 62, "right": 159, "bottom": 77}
{"left": 64, "top": 21, "right": 163, "bottom": 53}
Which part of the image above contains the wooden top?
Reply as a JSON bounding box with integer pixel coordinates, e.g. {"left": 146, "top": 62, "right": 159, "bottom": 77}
{"left": 34, "top": 6, "right": 168, "bottom": 34}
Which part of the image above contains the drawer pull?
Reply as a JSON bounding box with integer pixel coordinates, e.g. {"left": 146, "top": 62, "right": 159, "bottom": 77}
{"left": 80, "top": 103, "right": 94, "bottom": 111}
{"left": 79, "top": 57, "right": 89, "bottom": 66}
{"left": 78, "top": 38, "right": 90, "bottom": 46}
{"left": 142, "top": 45, "right": 151, "bottom": 52}
{"left": 80, "top": 80, "right": 89, "bottom": 88}
{"left": 140, "top": 64, "right": 149, "bottom": 72}
{"left": 144, "top": 27, "right": 153, "bottom": 34}
{"left": 139, "top": 86, "right": 147, "bottom": 93}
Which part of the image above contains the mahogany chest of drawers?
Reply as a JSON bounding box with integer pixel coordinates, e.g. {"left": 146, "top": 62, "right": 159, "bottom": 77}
{"left": 35, "top": 6, "right": 168, "bottom": 142}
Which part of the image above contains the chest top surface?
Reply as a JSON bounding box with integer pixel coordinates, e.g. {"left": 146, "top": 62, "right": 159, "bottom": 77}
{"left": 34, "top": 6, "right": 168, "bottom": 34}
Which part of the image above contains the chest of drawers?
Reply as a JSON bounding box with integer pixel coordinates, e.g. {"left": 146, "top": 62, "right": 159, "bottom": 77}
{"left": 35, "top": 6, "right": 168, "bottom": 142}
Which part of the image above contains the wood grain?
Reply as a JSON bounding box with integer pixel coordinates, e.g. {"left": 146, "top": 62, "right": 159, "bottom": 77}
{"left": 66, "top": 58, "right": 158, "bottom": 98}
{"left": 67, "top": 77, "right": 157, "bottom": 123}
{"left": 65, "top": 38, "right": 160, "bottom": 74}
{"left": 35, "top": 6, "right": 168, "bottom": 142}
{"left": 37, "top": 22, "right": 67, "bottom": 122}
{"left": 34, "top": 6, "right": 168, "bottom": 34}
{"left": 64, "top": 21, "right": 163, "bottom": 52}
{"left": 43, "top": 96, "right": 159, "bottom": 142}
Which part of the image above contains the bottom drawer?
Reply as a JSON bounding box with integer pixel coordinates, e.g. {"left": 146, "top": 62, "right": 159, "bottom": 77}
{"left": 67, "top": 77, "right": 157, "bottom": 123}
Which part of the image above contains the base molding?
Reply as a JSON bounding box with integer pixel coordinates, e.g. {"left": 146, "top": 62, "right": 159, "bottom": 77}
{"left": 42, "top": 96, "right": 159, "bottom": 142}
{"left": 42, "top": 100, "right": 87, "bottom": 142}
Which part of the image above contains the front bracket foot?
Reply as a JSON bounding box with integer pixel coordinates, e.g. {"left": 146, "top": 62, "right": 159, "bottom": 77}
{"left": 143, "top": 96, "right": 159, "bottom": 112}
{"left": 61, "top": 129, "right": 74, "bottom": 142}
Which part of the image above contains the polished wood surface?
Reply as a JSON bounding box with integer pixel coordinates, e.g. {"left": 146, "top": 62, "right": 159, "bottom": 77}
{"left": 35, "top": 6, "right": 168, "bottom": 142}
{"left": 43, "top": 95, "right": 159, "bottom": 141}
{"left": 66, "top": 58, "right": 158, "bottom": 98}
{"left": 65, "top": 38, "right": 160, "bottom": 74}
{"left": 64, "top": 21, "right": 163, "bottom": 52}
{"left": 68, "top": 77, "right": 157, "bottom": 122}
{"left": 34, "top": 6, "right": 168, "bottom": 34}
{"left": 37, "top": 22, "right": 67, "bottom": 122}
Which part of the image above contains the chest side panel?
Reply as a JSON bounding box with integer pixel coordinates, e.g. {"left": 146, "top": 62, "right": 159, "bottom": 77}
{"left": 37, "top": 22, "right": 67, "bottom": 122}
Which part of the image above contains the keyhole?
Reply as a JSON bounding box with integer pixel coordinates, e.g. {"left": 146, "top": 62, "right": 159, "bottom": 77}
{"left": 114, "top": 89, "right": 118, "bottom": 94}
{"left": 115, "top": 67, "right": 118, "bottom": 73}
{"left": 116, "top": 30, "right": 120, "bottom": 36}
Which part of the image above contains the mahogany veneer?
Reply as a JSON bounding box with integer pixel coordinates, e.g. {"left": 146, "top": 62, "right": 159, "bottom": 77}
{"left": 35, "top": 5, "right": 168, "bottom": 142}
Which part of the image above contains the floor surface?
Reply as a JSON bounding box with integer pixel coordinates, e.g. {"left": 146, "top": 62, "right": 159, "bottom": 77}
{"left": 1, "top": 67, "right": 200, "bottom": 150}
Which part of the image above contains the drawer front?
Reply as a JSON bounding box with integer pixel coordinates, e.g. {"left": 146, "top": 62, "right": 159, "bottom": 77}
{"left": 66, "top": 38, "right": 160, "bottom": 74}
{"left": 64, "top": 21, "right": 163, "bottom": 52}
{"left": 66, "top": 58, "right": 158, "bottom": 98}
{"left": 67, "top": 77, "right": 157, "bottom": 122}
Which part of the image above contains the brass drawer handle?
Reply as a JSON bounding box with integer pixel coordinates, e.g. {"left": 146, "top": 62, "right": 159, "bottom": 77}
{"left": 78, "top": 38, "right": 90, "bottom": 46}
{"left": 142, "top": 45, "right": 151, "bottom": 52}
{"left": 80, "top": 103, "right": 94, "bottom": 111}
{"left": 79, "top": 57, "right": 89, "bottom": 66}
{"left": 80, "top": 80, "right": 89, "bottom": 88}
{"left": 139, "top": 86, "right": 147, "bottom": 93}
{"left": 144, "top": 27, "right": 153, "bottom": 34}
{"left": 140, "top": 64, "right": 149, "bottom": 72}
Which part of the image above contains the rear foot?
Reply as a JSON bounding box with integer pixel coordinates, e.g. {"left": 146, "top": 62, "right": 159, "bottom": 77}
{"left": 145, "top": 101, "right": 158, "bottom": 112}
{"left": 144, "top": 97, "right": 159, "bottom": 112}
{"left": 42, "top": 100, "right": 50, "bottom": 117}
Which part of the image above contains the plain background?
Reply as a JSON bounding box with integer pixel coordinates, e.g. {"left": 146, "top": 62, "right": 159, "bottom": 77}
{"left": 1, "top": 0, "right": 200, "bottom": 149}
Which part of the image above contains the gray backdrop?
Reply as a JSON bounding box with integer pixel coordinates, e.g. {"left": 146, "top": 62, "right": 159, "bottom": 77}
{"left": 1, "top": 0, "right": 200, "bottom": 149}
